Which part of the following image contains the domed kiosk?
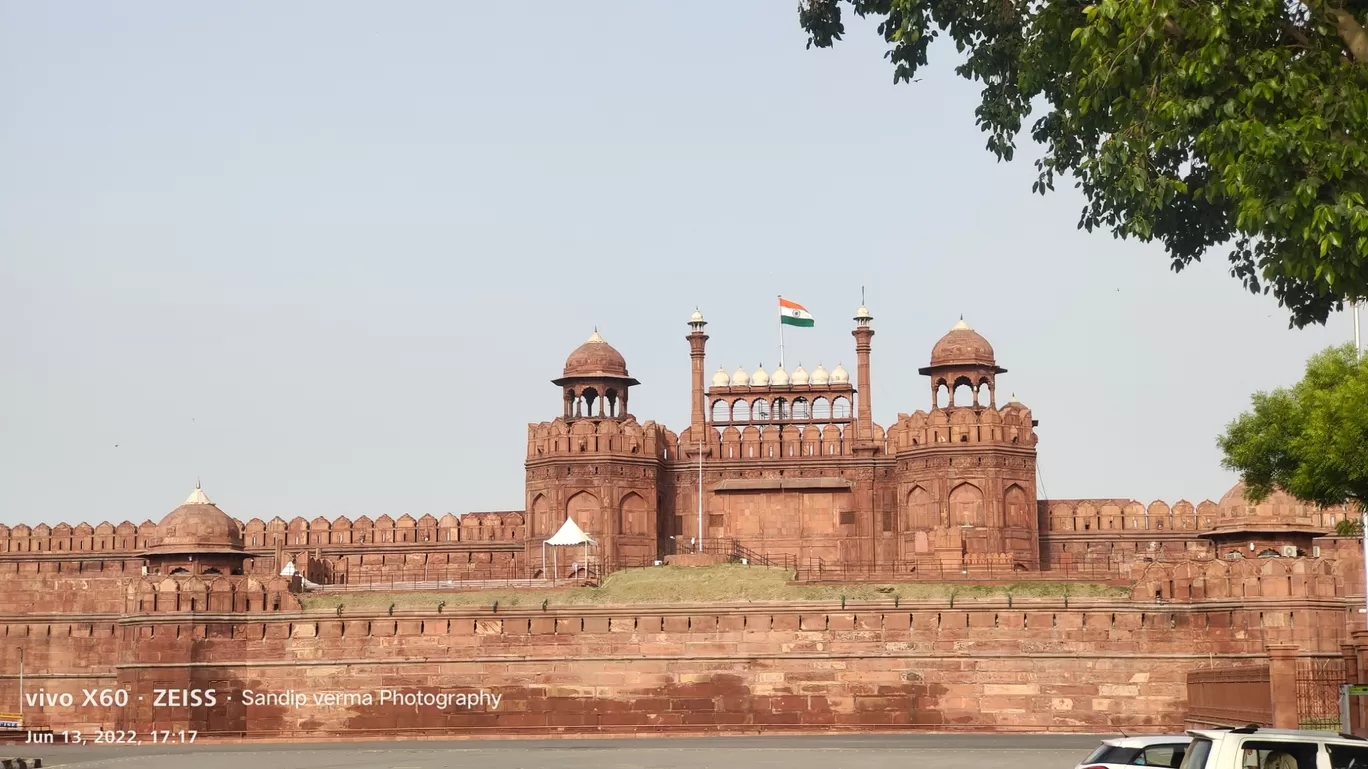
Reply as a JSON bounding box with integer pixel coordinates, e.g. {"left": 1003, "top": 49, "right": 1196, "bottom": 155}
{"left": 143, "top": 482, "right": 246, "bottom": 576}
{"left": 1199, "top": 481, "right": 1337, "bottom": 559}
{"left": 919, "top": 318, "right": 1008, "bottom": 409}
{"left": 553, "top": 330, "right": 640, "bottom": 420}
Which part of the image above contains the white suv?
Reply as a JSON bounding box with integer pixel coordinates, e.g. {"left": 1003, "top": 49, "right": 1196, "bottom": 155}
{"left": 1077, "top": 735, "right": 1193, "bottom": 769}
{"left": 1178, "top": 726, "right": 1368, "bottom": 769}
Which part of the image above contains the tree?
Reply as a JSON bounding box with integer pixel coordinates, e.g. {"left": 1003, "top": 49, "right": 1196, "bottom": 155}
{"left": 1218, "top": 343, "right": 1368, "bottom": 513}
{"left": 797, "top": 0, "right": 1368, "bottom": 327}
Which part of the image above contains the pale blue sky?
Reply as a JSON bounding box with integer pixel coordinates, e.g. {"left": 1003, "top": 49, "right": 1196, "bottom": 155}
{"left": 0, "top": 2, "right": 1354, "bottom": 526}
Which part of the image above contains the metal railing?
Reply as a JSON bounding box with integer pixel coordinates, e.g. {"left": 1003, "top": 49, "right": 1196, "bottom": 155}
{"left": 1297, "top": 657, "right": 1346, "bottom": 731}
{"left": 794, "top": 557, "right": 1122, "bottom": 582}
{"left": 1186, "top": 664, "right": 1274, "bottom": 727}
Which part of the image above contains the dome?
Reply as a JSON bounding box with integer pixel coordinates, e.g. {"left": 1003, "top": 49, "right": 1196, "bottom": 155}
{"left": 1218, "top": 482, "right": 1306, "bottom": 521}
{"left": 811, "top": 364, "right": 830, "bottom": 385}
{"left": 731, "top": 366, "right": 750, "bottom": 386}
{"left": 147, "top": 483, "right": 244, "bottom": 554}
{"left": 791, "top": 365, "right": 810, "bottom": 385}
{"left": 771, "top": 366, "right": 789, "bottom": 386}
{"left": 830, "top": 363, "right": 849, "bottom": 384}
{"left": 562, "top": 330, "right": 629, "bottom": 378}
{"left": 929, "top": 318, "right": 996, "bottom": 367}
{"left": 751, "top": 365, "right": 770, "bottom": 386}
{"left": 690, "top": 310, "right": 704, "bottom": 323}
{"left": 712, "top": 367, "right": 731, "bottom": 387}
{"left": 1212, "top": 481, "right": 1331, "bottom": 530}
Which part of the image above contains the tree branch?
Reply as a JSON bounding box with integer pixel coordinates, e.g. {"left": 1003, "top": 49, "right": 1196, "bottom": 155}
{"left": 1299, "top": 0, "right": 1368, "bottom": 62}
{"left": 1327, "top": 6, "right": 1368, "bottom": 62}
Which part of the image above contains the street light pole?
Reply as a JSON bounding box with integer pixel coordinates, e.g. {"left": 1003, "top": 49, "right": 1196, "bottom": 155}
{"left": 17, "top": 646, "right": 23, "bottom": 718}
{"left": 1354, "top": 302, "right": 1361, "bottom": 359}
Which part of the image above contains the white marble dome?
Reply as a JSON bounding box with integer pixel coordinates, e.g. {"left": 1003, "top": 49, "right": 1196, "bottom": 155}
{"left": 751, "top": 365, "right": 770, "bottom": 387}
{"left": 791, "top": 365, "right": 809, "bottom": 385}
{"left": 771, "top": 366, "right": 789, "bottom": 386}
{"left": 712, "top": 367, "right": 731, "bottom": 387}
{"left": 831, "top": 363, "right": 849, "bottom": 384}
{"left": 811, "top": 364, "right": 829, "bottom": 385}
{"left": 731, "top": 366, "right": 750, "bottom": 386}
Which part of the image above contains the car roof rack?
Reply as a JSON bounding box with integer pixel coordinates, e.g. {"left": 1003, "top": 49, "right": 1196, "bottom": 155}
{"left": 1229, "top": 725, "right": 1262, "bottom": 734}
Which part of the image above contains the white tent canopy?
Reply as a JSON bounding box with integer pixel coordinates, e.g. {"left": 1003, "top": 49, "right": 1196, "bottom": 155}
{"left": 542, "top": 517, "right": 597, "bottom": 581}
{"left": 546, "top": 517, "right": 597, "bottom": 546}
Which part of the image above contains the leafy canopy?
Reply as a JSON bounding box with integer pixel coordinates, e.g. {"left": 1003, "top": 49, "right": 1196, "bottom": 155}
{"left": 798, "top": 0, "right": 1368, "bottom": 327}
{"left": 1218, "top": 343, "right": 1368, "bottom": 510}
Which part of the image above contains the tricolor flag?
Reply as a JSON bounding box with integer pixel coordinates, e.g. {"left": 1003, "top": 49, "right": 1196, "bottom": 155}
{"left": 779, "top": 297, "right": 814, "bottom": 327}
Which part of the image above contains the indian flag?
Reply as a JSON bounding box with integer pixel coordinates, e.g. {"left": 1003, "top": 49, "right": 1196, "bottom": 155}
{"left": 779, "top": 297, "right": 814, "bottom": 327}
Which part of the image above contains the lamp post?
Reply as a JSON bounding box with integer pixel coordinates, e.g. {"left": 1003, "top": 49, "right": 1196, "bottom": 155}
{"left": 17, "top": 646, "right": 23, "bottom": 718}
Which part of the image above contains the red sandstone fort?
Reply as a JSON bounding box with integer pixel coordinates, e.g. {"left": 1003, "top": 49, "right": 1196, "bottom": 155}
{"left": 3, "top": 306, "right": 1368, "bottom": 737}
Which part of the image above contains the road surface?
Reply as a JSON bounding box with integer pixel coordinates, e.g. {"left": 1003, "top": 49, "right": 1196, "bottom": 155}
{"left": 17, "top": 733, "right": 1115, "bottom": 768}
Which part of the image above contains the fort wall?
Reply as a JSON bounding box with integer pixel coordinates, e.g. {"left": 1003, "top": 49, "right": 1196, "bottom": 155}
{"left": 2, "top": 598, "right": 1349, "bottom": 737}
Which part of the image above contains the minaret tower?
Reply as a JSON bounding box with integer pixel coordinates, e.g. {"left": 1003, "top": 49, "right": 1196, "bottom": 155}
{"left": 687, "top": 309, "right": 709, "bottom": 445}
{"left": 852, "top": 300, "right": 876, "bottom": 452}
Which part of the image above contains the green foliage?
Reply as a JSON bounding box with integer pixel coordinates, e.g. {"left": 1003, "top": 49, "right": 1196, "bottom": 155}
{"left": 1336, "top": 516, "right": 1364, "bottom": 536}
{"left": 1218, "top": 343, "right": 1368, "bottom": 508}
{"left": 797, "top": 0, "right": 1368, "bottom": 327}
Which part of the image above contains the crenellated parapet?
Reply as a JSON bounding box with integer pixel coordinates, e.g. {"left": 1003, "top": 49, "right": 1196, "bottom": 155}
{"left": 886, "top": 401, "right": 1038, "bottom": 450}
{"left": 0, "top": 511, "right": 528, "bottom": 557}
{"left": 1043, "top": 499, "right": 1220, "bottom": 533}
{"left": 675, "top": 422, "right": 878, "bottom": 462}
{"left": 121, "top": 574, "right": 302, "bottom": 613}
{"left": 526, "top": 416, "right": 665, "bottom": 460}
{"left": 0, "top": 520, "right": 158, "bottom": 554}
{"left": 1043, "top": 491, "right": 1351, "bottom": 535}
{"left": 1128, "top": 557, "right": 1351, "bottom": 601}
{"left": 240, "top": 511, "right": 526, "bottom": 548}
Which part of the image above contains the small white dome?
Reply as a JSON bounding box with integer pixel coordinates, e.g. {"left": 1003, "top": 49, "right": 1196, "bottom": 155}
{"left": 771, "top": 366, "right": 789, "bottom": 386}
{"left": 690, "top": 310, "right": 705, "bottom": 323}
{"left": 811, "top": 364, "right": 829, "bottom": 385}
{"left": 712, "top": 367, "right": 731, "bottom": 387}
{"left": 791, "top": 365, "right": 810, "bottom": 385}
{"left": 855, "top": 305, "right": 871, "bottom": 319}
{"left": 831, "top": 363, "right": 849, "bottom": 384}
{"left": 751, "top": 365, "right": 770, "bottom": 387}
{"left": 731, "top": 367, "right": 750, "bottom": 386}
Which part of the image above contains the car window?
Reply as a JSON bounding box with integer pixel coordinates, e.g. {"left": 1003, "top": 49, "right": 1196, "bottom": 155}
{"left": 1237, "top": 739, "right": 1320, "bottom": 769}
{"left": 1327, "top": 744, "right": 1368, "bottom": 769}
{"left": 1080, "top": 746, "right": 1142, "bottom": 766}
{"left": 1179, "top": 738, "right": 1213, "bottom": 769}
{"left": 1083, "top": 746, "right": 1113, "bottom": 764}
{"left": 1139, "top": 744, "right": 1187, "bottom": 768}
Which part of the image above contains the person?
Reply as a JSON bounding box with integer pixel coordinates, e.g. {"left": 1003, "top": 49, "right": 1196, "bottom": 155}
{"left": 1263, "top": 751, "right": 1298, "bottom": 769}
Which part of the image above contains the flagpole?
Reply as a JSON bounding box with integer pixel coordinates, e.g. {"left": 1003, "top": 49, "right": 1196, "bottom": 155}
{"left": 778, "top": 295, "right": 785, "bottom": 369}
{"left": 697, "top": 438, "right": 704, "bottom": 551}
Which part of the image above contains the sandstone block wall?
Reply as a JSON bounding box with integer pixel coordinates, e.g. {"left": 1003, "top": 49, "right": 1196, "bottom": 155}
{"left": 0, "top": 599, "right": 1353, "bottom": 737}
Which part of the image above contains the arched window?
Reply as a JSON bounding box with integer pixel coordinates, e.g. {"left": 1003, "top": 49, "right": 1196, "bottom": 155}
{"left": 811, "top": 398, "right": 831, "bottom": 420}
{"left": 832, "top": 397, "right": 851, "bottom": 419}
{"left": 732, "top": 400, "right": 749, "bottom": 422}
{"left": 711, "top": 400, "right": 730, "bottom": 421}
{"left": 751, "top": 399, "right": 770, "bottom": 421}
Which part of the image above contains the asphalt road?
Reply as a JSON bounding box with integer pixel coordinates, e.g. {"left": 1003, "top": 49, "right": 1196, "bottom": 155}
{"left": 13, "top": 734, "right": 1113, "bottom": 768}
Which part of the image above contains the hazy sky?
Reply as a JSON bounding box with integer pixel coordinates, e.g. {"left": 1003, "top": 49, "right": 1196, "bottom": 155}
{"left": 0, "top": 2, "right": 1356, "bottom": 527}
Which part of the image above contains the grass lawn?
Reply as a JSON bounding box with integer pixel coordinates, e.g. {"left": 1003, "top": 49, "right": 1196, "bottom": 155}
{"left": 298, "top": 564, "right": 1131, "bottom": 612}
